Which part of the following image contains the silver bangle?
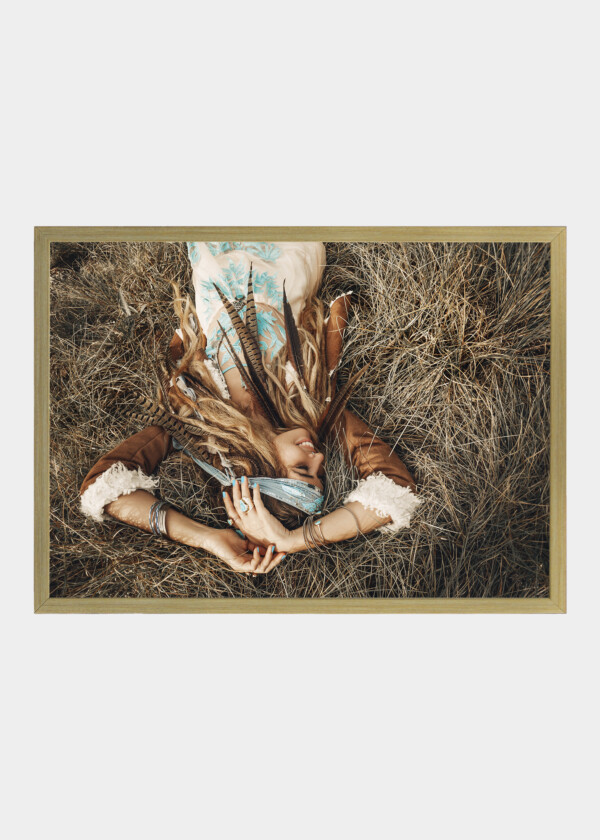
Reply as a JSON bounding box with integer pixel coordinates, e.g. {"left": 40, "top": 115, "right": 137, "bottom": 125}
{"left": 302, "top": 515, "right": 327, "bottom": 551}
{"left": 314, "top": 518, "right": 327, "bottom": 546}
{"left": 303, "top": 516, "right": 318, "bottom": 551}
{"left": 149, "top": 500, "right": 171, "bottom": 538}
{"left": 341, "top": 505, "right": 363, "bottom": 540}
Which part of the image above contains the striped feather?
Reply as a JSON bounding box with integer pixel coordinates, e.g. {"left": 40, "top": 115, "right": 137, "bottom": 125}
{"left": 213, "top": 282, "right": 266, "bottom": 384}
{"left": 179, "top": 370, "right": 216, "bottom": 400}
{"left": 154, "top": 364, "right": 171, "bottom": 409}
{"left": 239, "top": 341, "right": 285, "bottom": 428}
{"left": 244, "top": 262, "right": 259, "bottom": 343}
{"left": 219, "top": 324, "right": 283, "bottom": 428}
{"left": 165, "top": 342, "right": 179, "bottom": 377}
{"left": 282, "top": 279, "right": 306, "bottom": 387}
{"left": 132, "top": 396, "right": 208, "bottom": 460}
{"left": 317, "top": 365, "right": 368, "bottom": 443}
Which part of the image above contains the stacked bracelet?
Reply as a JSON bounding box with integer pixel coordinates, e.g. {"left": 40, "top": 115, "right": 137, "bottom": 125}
{"left": 149, "top": 500, "right": 171, "bottom": 538}
{"left": 302, "top": 515, "right": 328, "bottom": 551}
{"left": 340, "top": 505, "right": 363, "bottom": 541}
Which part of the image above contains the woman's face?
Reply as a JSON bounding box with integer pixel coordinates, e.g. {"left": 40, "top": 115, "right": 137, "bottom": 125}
{"left": 273, "top": 427, "right": 326, "bottom": 491}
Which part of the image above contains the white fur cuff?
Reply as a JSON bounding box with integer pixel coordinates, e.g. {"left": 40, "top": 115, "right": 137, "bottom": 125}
{"left": 80, "top": 461, "right": 160, "bottom": 523}
{"left": 342, "top": 471, "right": 422, "bottom": 533}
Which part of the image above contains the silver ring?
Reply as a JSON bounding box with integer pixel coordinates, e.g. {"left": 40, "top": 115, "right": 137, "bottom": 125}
{"left": 239, "top": 496, "right": 254, "bottom": 513}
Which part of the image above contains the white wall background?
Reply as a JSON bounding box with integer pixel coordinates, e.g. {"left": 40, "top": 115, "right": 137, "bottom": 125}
{"left": 2, "top": 2, "right": 597, "bottom": 838}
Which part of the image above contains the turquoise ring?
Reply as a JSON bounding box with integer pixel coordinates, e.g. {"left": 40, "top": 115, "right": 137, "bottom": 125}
{"left": 239, "top": 497, "right": 254, "bottom": 513}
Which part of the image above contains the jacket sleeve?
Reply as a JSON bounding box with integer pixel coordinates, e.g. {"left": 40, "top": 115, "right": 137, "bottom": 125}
{"left": 331, "top": 409, "right": 422, "bottom": 533}
{"left": 79, "top": 426, "right": 174, "bottom": 523}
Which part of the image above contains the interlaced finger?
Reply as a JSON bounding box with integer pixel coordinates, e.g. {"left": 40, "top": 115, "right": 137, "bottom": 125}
{"left": 254, "top": 545, "right": 279, "bottom": 573}
{"left": 223, "top": 490, "right": 244, "bottom": 531}
{"left": 264, "top": 550, "right": 287, "bottom": 574}
{"left": 252, "top": 482, "right": 269, "bottom": 520}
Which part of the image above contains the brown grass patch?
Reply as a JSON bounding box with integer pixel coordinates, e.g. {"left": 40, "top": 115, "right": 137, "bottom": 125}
{"left": 49, "top": 241, "right": 550, "bottom": 598}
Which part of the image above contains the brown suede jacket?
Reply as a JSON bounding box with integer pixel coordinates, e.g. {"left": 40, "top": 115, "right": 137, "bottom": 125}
{"left": 79, "top": 294, "right": 419, "bottom": 527}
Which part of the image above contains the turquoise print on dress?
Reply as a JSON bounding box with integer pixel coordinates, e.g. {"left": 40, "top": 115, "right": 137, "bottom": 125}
{"left": 205, "top": 242, "right": 282, "bottom": 262}
{"left": 195, "top": 261, "right": 283, "bottom": 316}
{"left": 218, "top": 259, "right": 252, "bottom": 294}
{"left": 191, "top": 248, "right": 286, "bottom": 374}
{"left": 255, "top": 309, "right": 285, "bottom": 353}
{"left": 206, "top": 242, "right": 239, "bottom": 256}
{"left": 187, "top": 242, "right": 201, "bottom": 265}
{"left": 242, "top": 243, "right": 282, "bottom": 261}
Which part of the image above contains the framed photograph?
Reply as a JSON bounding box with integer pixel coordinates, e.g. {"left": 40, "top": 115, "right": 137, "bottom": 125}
{"left": 34, "top": 227, "right": 566, "bottom": 613}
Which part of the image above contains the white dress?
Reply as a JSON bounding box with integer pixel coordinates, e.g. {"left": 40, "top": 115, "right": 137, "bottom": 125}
{"left": 186, "top": 241, "right": 326, "bottom": 374}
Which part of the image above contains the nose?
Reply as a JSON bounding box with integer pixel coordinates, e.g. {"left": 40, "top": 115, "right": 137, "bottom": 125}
{"left": 309, "top": 451, "right": 325, "bottom": 476}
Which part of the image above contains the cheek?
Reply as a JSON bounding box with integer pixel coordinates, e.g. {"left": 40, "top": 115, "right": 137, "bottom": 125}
{"left": 281, "top": 441, "right": 299, "bottom": 463}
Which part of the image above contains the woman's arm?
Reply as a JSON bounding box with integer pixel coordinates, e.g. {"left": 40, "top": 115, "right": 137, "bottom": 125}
{"left": 282, "top": 500, "right": 393, "bottom": 553}
{"left": 248, "top": 409, "right": 422, "bottom": 567}
{"left": 104, "top": 488, "right": 213, "bottom": 548}
{"left": 79, "top": 425, "right": 174, "bottom": 521}
{"left": 328, "top": 408, "right": 422, "bottom": 532}
{"left": 80, "top": 425, "right": 277, "bottom": 572}
{"left": 105, "top": 488, "right": 273, "bottom": 573}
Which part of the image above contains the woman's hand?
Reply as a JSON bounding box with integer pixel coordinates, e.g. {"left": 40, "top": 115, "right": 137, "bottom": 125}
{"left": 203, "top": 527, "right": 284, "bottom": 576}
{"left": 222, "top": 477, "right": 292, "bottom": 573}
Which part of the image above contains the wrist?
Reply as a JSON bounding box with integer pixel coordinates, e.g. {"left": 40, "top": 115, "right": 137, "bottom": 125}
{"left": 284, "top": 526, "right": 308, "bottom": 554}
{"left": 165, "top": 509, "right": 215, "bottom": 549}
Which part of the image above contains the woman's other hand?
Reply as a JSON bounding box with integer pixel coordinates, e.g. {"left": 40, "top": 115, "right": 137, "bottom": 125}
{"left": 222, "top": 478, "right": 292, "bottom": 572}
{"left": 203, "top": 527, "right": 285, "bottom": 576}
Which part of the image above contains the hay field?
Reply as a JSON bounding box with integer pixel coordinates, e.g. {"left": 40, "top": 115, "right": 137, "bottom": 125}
{"left": 49, "top": 241, "right": 550, "bottom": 599}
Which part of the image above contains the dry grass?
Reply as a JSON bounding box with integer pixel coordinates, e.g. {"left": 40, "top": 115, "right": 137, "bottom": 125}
{"left": 49, "top": 241, "right": 550, "bottom": 599}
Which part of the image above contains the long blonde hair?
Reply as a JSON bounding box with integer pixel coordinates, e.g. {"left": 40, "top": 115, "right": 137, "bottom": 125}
{"left": 156, "top": 282, "right": 332, "bottom": 528}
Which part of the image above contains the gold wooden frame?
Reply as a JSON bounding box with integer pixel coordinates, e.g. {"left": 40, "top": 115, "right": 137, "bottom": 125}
{"left": 34, "top": 227, "right": 566, "bottom": 613}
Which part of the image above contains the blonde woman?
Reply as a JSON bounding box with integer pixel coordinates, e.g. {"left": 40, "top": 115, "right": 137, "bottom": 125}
{"left": 79, "top": 241, "right": 421, "bottom": 575}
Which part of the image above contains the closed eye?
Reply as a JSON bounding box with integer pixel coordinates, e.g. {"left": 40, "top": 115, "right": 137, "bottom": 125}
{"left": 293, "top": 465, "right": 325, "bottom": 482}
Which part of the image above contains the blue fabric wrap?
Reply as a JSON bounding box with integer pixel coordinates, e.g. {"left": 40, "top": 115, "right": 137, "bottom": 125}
{"left": 171, "top": 439, "right": 323, "bottom": 515}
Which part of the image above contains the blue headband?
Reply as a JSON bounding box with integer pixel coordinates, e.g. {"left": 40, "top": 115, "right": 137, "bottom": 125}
{"left": 172, "top": 438, "right": 323, "bottom": 515}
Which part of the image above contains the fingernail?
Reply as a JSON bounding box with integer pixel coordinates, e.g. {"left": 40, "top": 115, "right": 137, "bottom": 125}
{"left": 281, "top": 554, "right": 286, "bottom": 560}
{"left": 232, "top": 478, "right": 237, "bottom": 485}
{"left": 222, "top": 491, "right": 227, "bottom": 498}
{"left": 235, "top": 529, "right": 244, "bottom": 537}
{"left": 271, "top": 546, "right": 276, "bottom": 553}
{"left": 241, "top": 475, "right": 245, "bottom": 484}
{"left": 227, "top": 518, "right": 232, "bottom": 525}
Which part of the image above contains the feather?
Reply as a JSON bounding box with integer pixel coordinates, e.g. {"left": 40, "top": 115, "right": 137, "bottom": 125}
{"left": 240, "top": 342, "right": 285, "bottom": 428}
{"left": 165, "top": 341, "right": 178, "bottom": 377}
{"left": 180, "top": 369, "right": 218, "bottom": 400}
{"left": 244, "top": 262, "right": 259, "bottom": 343}
{"left": 282, "top": 279, "right": 306, "bottom": 387}
{"left": 213, "top": 282, "right": 266, "bottom": 385}
{"left": 154, "top": 364, "right": 171, "bottom": 409}
{"left": 131, "top": 395, "right": 209, "bottom": 460}
{"left": 317, "top": 364, "right": 368, "bottom": 443}
{"left": 219, "top": 324, "right": 284, "bottom": 428}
